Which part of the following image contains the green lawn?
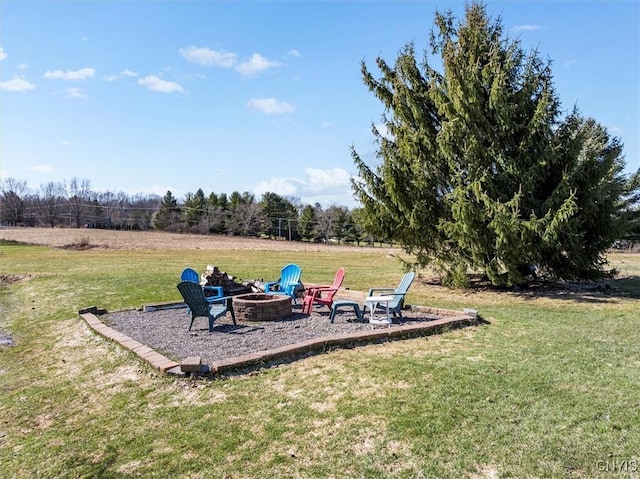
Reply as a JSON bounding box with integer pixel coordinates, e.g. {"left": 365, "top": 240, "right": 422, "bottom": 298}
{"left": 1, "top": 240, "right": 638, "bottom": 478}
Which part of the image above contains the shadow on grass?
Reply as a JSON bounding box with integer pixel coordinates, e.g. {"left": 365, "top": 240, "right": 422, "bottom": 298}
{"left": 426, "top": 273, "right": 640, "bottom": 303}
{"left": 509, "top": 275, "right": 640, "bottom": 303}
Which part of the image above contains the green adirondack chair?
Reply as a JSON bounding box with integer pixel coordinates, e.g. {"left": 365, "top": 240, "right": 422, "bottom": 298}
{"left": 177, "top": 281, "right": 236, "bottom": 332}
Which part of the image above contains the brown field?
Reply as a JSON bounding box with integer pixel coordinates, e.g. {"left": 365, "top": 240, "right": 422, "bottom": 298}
{"left": 0, "top": 226, "right": 399, "bottom": 253}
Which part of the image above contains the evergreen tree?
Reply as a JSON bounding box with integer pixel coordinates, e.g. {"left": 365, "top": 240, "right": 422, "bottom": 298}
{"left": 352, "top": 1, "right": 639, "bottom": 286}
{"left": 182, "top": 188, "right": 206, "bottom": 227}
{"left": 203, "top": 192, "right": 227, "bottom": 234}
{"left": 154, "top": 190, "right": 179, "bottom": 230}
{"left": 297, "top": 205, "right": 317, "bottom": 242}
{"left": 349, "top": 208, "right": 371, "bottom": 246}
{"left": 260, "top": 192, "right": 298, "bottom": 239}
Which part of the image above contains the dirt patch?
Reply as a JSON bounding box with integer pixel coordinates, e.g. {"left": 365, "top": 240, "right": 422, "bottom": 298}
{"left": 0, "top": 273, "right": 36, "bottom": 287}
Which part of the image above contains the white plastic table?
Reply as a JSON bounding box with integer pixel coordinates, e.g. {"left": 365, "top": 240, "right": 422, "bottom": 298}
{"left": 365, "top": 295, "right": 394, "bottom": 325}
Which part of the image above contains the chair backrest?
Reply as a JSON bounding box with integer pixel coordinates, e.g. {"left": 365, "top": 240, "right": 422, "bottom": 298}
{"left": 177, "top": 281, "right": 210, "bottom": 317}
{"left": 330, "top": 267, "right": 346, "bottom": 290}
{"left": 397, "top": 271, "right": 415, "bottom": 294}
{"left": 390, "top": 271, "right": 416, "bottom": 308}
{"left": 181, "top": 268, "right": 200, "bottom": 283}
{"left": 325, "top": 267, "right": 346, "bottom": 302}
{"left": 280, "top": 263, "right": 302, "bottom": 292}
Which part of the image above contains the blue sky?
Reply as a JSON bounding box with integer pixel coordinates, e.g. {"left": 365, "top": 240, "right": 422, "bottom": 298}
{"left": 1, "top": 1, "right": 638, "bottom": 208}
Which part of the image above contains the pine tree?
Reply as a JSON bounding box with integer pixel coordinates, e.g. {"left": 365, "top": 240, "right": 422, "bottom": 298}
{"left": 182, "top": 188, "right": 206, "bottom": 226}
{"left": 154, "top": 190, "right": 179, "bottom": 231}
{"left": 351, "top": 1, "right": 639, "bottom": 286}
{"left": 260, "top": 192, "right": 298, "bottom": 239}
{"left": 298, "top": 205, "right": 317, "bottom": 242}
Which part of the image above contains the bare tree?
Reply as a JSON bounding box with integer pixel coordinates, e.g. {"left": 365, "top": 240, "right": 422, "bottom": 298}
{"left": 326, "top": 205, "right": 350, "bottom": 244}
{"left": 227, "top": 202, "right": 264, "bottom": 236}
{"left": 313, "top": 204, "right": 331, "bottom": 242}
{"left": 65, "top": 178, "right": 92, "bottom": 228}
{"left": 0, "top": 178, "right": 29, "bottom": 226}
{"left": 37, "top": 181, "right": 66, "bottom": 227}
{"left": 126, "top": 193, "right": 160, "bottom": 230}
{"left": 98, "top": 190, "right": 128, "bottom": 229}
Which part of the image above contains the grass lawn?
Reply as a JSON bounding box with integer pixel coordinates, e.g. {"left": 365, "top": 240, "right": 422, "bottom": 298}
{"left": 1, "top": 237, "right": 639, "bottom": 478}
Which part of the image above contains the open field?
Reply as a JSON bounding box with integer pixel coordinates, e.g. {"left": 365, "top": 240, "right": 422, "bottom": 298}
{"left": 0, "top": 226, "right": 398, "bottom": 252}
{"left": 1, "top": 227, "right": 639, "bottom": 478}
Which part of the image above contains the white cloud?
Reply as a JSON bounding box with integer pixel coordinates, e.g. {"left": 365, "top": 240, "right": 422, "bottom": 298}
{"left": 180, "top": 46, "right": 281, "bottom": 77}
{"left": 104, "top": 69, "right": 138, "bottom": 82}
{"left": 564, "top": 59, "right": 578, "bottom": 67}
{"left": 61, "top": 140, "right": 72, "bottom": 145}
{"left": 247, "top": 97, "right": 295, "bottom": 114}
{"left": 29, "top": 165, "right": 55, "bottom": 173}
{"left": 254, "top": 177, "right": 303, "bottom": 197}
{"left": 18, "top": 63, "right": 28, "bottom": 70}
{"left": 67, "top": 87, "right": 87, "bottom": 99}
{"left": 0, "top": 47, "right": 7, "bottom": 60}
{"left": 287, "top": 49, "right": 301, "bottom": 58}
{"left": 44, "top": 67, "right": 95, "bottom": 81}
{"left": 0, "top": 77, "right": 36, "bottom": 92}
{"left": 252, "top": 167, "right": 356, "bottom": 207}
{"left": 138, "top": 75, "right": 184, "bottom": 93}
{"left": 305, "top": 167, "right": 352, "bottom": 194}
{"left": 180, "top": 46, "right": 237, "bottom": 68}
{"left": 236, "top": 53, "right": 281, "bottom": 76}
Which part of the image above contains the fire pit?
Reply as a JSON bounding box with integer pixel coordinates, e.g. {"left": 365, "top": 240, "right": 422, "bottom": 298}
{"left": 232, "top": 293, "right": 292, "bottom": 322}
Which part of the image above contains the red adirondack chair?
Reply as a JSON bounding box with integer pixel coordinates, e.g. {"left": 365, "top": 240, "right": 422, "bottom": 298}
{"left": 301, "top": 267, "right": 346, "bottom": 314}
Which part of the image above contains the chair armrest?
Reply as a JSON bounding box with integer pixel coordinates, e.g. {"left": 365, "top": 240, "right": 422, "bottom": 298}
{"left": 263, "top": 281, "right": 279, "bottom": 292}
{"left": 306, "top": 284, "right": 331, "bottom": 294}
{"left": 367, "top": 287, "right": 395, "bottom": 296}
{"left": 310, "top": 287, "right": 339, "bottom": 300}
{"left": 207, "top": 295, "right": 233, "bottom": 305}
{"left": 203, "top": 285, "right": 224, "bottom": 298}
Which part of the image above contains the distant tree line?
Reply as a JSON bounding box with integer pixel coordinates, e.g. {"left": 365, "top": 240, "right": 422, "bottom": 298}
{"left": 0, "top": 176, "right": 384, "bottom": 245}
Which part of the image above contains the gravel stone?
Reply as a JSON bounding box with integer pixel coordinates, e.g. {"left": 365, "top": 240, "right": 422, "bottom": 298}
{"left": 104, "top": 305, "right": 448, "bottom": 367}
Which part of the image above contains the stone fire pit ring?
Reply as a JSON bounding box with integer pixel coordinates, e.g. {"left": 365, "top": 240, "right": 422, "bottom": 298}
{"left": 232, "top": 293, "right": 293, "bottom": 322}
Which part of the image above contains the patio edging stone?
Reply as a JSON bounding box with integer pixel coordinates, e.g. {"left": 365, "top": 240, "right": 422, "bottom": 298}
{"left": 79, "top": 300, "right": 480, "bottom": 376}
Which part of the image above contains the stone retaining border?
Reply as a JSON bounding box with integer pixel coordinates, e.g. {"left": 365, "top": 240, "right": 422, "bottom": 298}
{"left": 80, "top": 311, "right": 181, "bottom": 373}
{"left": 79, "top": 303, "right": 481, "bottom": 376}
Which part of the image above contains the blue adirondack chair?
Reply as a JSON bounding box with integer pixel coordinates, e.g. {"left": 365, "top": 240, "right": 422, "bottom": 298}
{"left": 180, "top": 268, "right": 199, "bottom": 283}
{"left": 264, "top": 263, "right": 303, "bottom": 304}
{"left": 177, "top": 281, "right": 236, "bottom": 332}
{"left": 180, "top": 267, "right": 223, "bottom": 300}
{"left": 362, "top": 271, "right": 416, "bottom": 319}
